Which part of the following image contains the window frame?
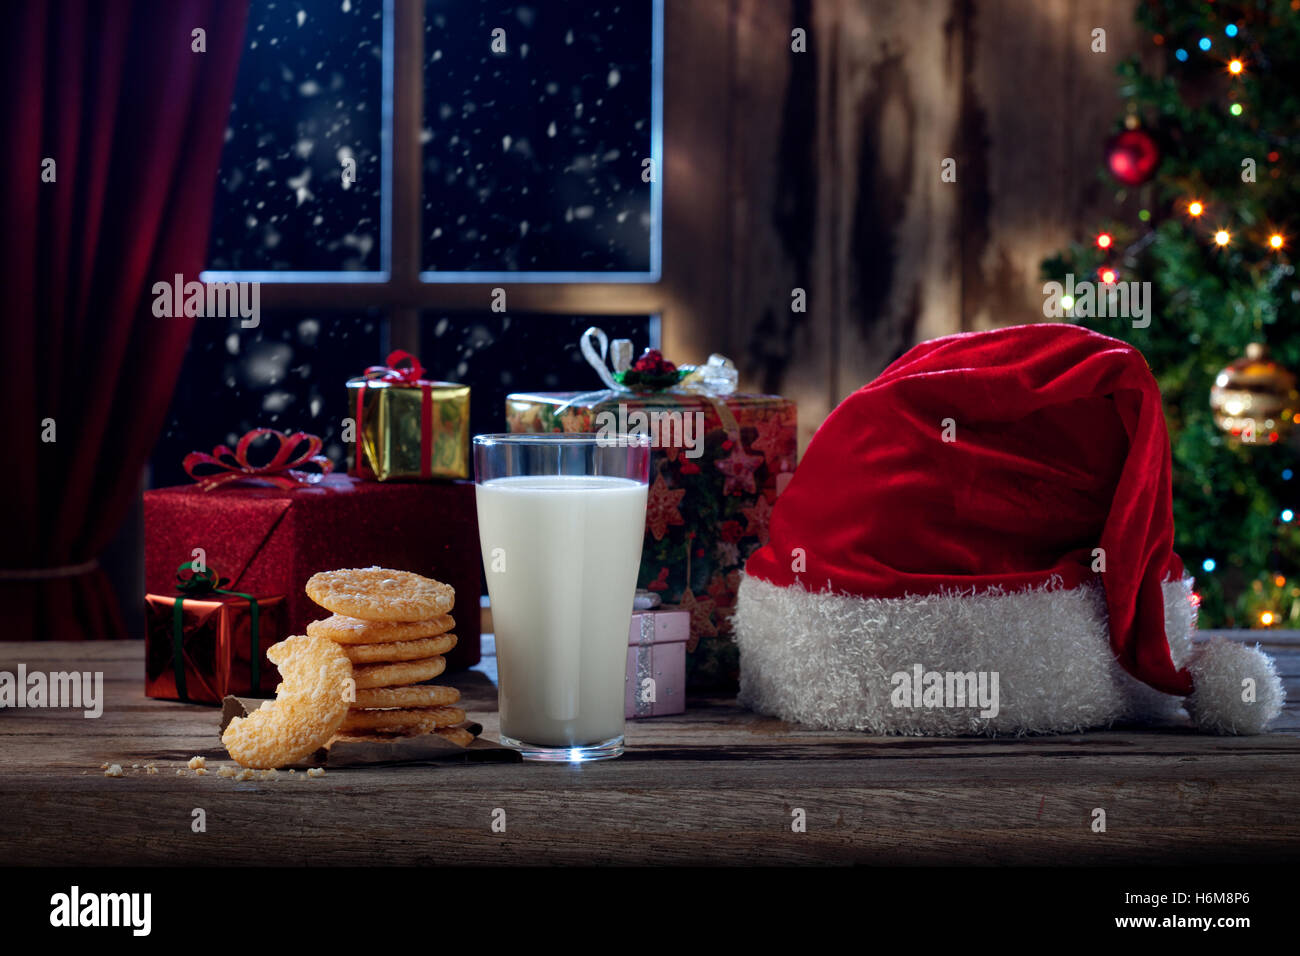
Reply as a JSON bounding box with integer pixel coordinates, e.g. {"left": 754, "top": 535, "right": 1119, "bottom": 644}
{"left": 201, "top": 0, "right": 667, "bottom": 344}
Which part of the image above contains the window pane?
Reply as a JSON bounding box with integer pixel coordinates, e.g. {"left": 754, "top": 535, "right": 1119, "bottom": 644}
{"left": 422, "top": 1, "right": 658, "bottom": 277}
{"left": 205, "top": 0, "right": 388, "bottom": 275}
{"left": 151, "top": 311, "right": 388, "bottom": 488}
{"left": 419, "top": 314, "right": 656, "bottom": 438}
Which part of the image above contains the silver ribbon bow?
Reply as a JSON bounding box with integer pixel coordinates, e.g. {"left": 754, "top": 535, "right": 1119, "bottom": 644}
{"left": 579, "top": 326, "right": 738, "bottom": 396}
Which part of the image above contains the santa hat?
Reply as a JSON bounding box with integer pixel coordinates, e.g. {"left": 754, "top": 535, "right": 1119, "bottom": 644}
{"left": 736, "top": 324, "right": 1283, "bottom": 735}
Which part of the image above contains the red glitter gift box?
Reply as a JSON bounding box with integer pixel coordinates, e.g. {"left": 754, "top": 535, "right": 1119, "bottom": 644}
{"left": 144, "top": 474, "right": 482, "bottom": 670}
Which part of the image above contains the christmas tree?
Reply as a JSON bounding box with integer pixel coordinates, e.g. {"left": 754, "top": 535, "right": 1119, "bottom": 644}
{"left": 1042, "top": 0, "right": 1300, "bottom": 629}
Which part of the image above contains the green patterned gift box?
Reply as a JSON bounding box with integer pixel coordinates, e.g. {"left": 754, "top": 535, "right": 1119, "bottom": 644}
{"left": 505, "top": 328, "right": 797, "bottom": 690}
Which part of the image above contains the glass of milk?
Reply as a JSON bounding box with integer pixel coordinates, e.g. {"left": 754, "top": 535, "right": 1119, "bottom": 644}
{"left": 474, "top": 433, "right": 651, "bottom": 761}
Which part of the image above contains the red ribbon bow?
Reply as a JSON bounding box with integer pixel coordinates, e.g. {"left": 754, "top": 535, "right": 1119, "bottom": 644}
{"left": 183, "top": 428, "right": 334, "bottom": 491}
{"left": 363, "top": 350, "right": 428, "bottom": 385}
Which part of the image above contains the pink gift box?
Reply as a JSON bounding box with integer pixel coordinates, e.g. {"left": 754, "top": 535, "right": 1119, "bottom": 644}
{"left": 625, "top": 607, "right": 689, "bottom": 718}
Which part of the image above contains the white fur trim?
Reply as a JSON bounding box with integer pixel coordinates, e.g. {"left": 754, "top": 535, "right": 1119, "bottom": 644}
{"left": 1184, "top": 638, "right": 1285, "bottom": 734}
{"left": 735, "top": 574, "right": 1204, "bottom": 735}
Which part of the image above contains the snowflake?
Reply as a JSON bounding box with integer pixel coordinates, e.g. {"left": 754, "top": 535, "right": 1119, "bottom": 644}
{"left": 741, "top": 494, "right": 774, "bottom": 541}
{"left": 645, "top": 473, "right": 686, "bottom": 541}
{"left": 678, "top": 587, "right": 717, "bottom": 652}
{"left": 714, "top": 442, "right": 763, "bottom": 496}
{"left": 750, "top": 415, "right": 795, "bottom": 468}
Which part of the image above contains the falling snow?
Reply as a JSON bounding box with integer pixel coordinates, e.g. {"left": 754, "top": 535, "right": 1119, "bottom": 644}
{"left": 422, "top": 1, "right": 652, "bottom": 272}
{"left": 208, "top": 0, "right": 382, "bottom": 270}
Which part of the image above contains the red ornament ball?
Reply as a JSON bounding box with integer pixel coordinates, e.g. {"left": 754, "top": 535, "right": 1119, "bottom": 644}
{"left": 1105, "top": 128, "right": 1160, "bottom": 186}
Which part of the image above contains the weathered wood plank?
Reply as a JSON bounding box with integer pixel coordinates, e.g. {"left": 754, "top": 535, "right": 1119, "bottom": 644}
{"left": 729, "top": 0, "right": 835, "bottom": 454}
{"left": 2, "top": 763, "right": 1297, "bottom": 865}
{"left": 831, "top": 0, "right": 963, "bottom": 398}
{"left": 964, "top": 0, "right": 1070, "bottom": 331}
{"left": 3, "top": 641, "right": 1297, "bottom": 865}
{"left": 961, "top": 0, "right": 1146, "bottom": 331}
{"left": 659, "top": 0, "right": 734, "bottom": 377}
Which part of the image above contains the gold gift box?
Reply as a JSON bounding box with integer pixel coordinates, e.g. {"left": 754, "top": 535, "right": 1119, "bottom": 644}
{"left": 346, "top": 377, "right": 470, "bottom": 481}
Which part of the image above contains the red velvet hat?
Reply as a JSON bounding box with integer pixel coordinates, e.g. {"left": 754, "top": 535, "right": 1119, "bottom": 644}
{"left": 735, "top": 324, "right": 1282, "bottom": 734}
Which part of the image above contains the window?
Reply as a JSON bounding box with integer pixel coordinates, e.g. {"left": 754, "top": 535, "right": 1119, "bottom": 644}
{"left": 205, "top": 0, "right": 388, "bottom": 276}
{"left": 421, "top": 1, "right": 658, "bottom": 279}
{"left": 199, "top": 0, "right": 660, "bottom": 287}
{"left": 158, "top": 0, "right": 665, "bottom": 480}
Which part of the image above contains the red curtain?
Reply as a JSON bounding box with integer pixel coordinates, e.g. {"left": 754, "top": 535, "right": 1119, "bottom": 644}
{"left": 0, "top": 0, "right": 249, "bottom": 640}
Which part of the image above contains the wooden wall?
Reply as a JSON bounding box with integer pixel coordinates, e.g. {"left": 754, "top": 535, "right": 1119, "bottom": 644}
{"left": 661, "top": 0, "right": 1150, "bottom": 452}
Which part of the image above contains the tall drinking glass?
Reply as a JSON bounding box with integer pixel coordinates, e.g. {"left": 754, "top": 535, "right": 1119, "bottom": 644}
{"left": 474, "top": 433, "right": 651, "bottom": 761}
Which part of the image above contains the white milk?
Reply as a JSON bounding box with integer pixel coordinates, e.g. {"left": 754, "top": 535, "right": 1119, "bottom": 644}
{"left": 476, "top": 475, "right": 648, "bottom": 748}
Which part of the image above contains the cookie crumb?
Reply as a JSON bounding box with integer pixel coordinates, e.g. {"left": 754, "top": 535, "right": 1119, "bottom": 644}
{"left": 145, "top": 765, "right": 159, "bottom": 775}
{"left": 259, "top": 769, "right": 279, "bottom": 781}
{"left": 235, "top": 769, "right": 256, "bottom": 781}
{"left": 176, "top": 769, "right": 187, "bottom": 776}
{"left": 100, "top": 762, "right": 109, "bottom": 770}
{"left": 187, "top": 756, "right": 206, "bottom": 771}
{"left": 218, "top": 766, "right": 236, "bottom": 778}
{"left": 104, "top": 764, "right": 123, "bottom": 778}
{"left": 195, "top": 768, "right": 208, "bottom": 777}
{"left": 307, "top": 767, "right": 325, "bottom": 778}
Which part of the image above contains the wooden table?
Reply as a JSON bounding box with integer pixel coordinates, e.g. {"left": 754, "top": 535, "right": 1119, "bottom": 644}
{"left": 3, "top": 638, "right": 1299, "bottom": 865}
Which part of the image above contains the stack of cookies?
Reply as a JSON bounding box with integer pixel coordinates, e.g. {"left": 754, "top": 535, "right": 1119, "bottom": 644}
{"left": 304, "top": 567, "right": 473, "bottom": 747}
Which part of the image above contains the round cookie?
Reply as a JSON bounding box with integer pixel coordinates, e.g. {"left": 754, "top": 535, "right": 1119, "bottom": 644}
{"left": 341, "top": 634, "right": 457, "bottom": 664}
{"left": 221, "top": 636, "right": 353, "bottom": 769}
{"left": 307, "top": 613, "right": 455, "bottom": 645}
{"left": 351, "top": 655, "right": 447, "bottom": 689}
{"left": 353, "top": 684, "right": 460, "bottom": 708}
{"left": 306, "top": 568, "right": 454, "bottom": 622}
{"left": 340, "top": 706, "right": 466, "bottom": 733}
{"left": 434, "top": 726, "right": 475, "bottom": 747}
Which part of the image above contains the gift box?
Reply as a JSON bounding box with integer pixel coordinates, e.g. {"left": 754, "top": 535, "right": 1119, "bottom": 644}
{"left": 145, "top": 571, "right": 285, "bottom": 704}
{"left": 506, "top": 329, "right": 797, "bottom": 689}
{"left": 624, "top": 606, "right": 689, "bottom": 718}
{"left": 347, "top": 350, "right": 470, "bottom": 480}
{"left": 146, "top": 456, "right": 481, "bottom": 670}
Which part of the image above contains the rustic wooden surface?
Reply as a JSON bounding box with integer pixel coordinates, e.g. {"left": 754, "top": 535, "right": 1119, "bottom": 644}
{"left": 2, "top": 638, "right": 1297, "bottom": 866}
{"left": 687, "top": 0, "right": 1157, "bottom": 453}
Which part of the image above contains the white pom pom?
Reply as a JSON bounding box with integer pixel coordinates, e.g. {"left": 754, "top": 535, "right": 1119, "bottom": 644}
{"left": 1184, "top": 638, "right": 1284, "bottom": 734}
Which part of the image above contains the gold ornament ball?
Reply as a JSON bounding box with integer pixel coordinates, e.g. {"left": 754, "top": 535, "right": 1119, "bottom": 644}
{"left": 1209, "top": 343, "right": 1299, "bottom": 444}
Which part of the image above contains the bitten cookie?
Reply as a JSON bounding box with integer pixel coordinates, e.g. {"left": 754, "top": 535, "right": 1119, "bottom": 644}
{"left": 221, "top": 636, "right": 353, "bottom": 769}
